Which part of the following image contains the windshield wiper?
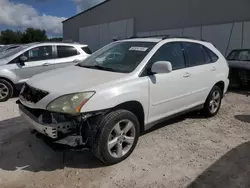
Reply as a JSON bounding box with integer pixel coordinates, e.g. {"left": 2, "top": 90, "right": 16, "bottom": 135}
{"left": 76, "top": 64, "right": 117, "bottom": 72}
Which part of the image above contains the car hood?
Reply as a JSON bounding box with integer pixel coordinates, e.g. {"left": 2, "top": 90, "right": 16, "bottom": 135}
{"left": 227, "top": 60, "right": 250, "bottom": 70}
{"left": 27, "top": 65, "right": 127, "bottom": 93}
{"left": 0, "top": 58, "right": 8, "bottom": 66}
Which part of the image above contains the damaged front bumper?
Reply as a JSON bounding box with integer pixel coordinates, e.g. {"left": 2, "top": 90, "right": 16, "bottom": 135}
{"left": 17, "top": 100, "right": 105, "bottom": 148}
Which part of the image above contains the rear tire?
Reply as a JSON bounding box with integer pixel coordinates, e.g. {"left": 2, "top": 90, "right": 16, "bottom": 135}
{"left": 202, "top": 85, "right": 222, "bottom": 117}
{"left": 0, "top": 79, "right": 13, "bottom": 102}
{"left": 92, "top": 109, "right": 140, "bottom": 165}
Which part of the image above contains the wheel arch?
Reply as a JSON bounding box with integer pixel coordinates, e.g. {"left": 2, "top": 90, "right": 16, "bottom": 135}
{"left": 214, "top": 81, "right": 225, "bottom": 96}
{"left": 0, "top": 76, "right": 15, "bottom": 89}
{"left": 113, "top": 101, "right": 145, "bottom": 134}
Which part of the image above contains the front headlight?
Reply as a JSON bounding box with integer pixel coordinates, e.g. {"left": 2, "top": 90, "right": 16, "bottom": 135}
{"left": 47, "top": 92, "right": 95, "bottom": 114}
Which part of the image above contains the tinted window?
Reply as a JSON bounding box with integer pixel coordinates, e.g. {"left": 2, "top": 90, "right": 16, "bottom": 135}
{"left": 57, "top": 46, "right": 79, "bottom": 58}
{"left": 204, "top": 46, "right": 219, "bottom": 62}
{"left": 24, "top": 46, "right": 53, "bottom": 61}
{"left": 150, "top": 42, "right": 186, "bottom": 70}
{"left": 227, "top": 50, "right": 250, "bottom": 61}
{"left": 81, "top": 46, "right": 92, "bottom": 54}
{"left": 183, "top": 42, "right": 211, "bottom": 66}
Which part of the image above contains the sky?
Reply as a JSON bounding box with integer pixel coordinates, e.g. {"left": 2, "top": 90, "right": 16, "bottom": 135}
{"left": 0, "top": 0, "right": 105, "bottom": 36}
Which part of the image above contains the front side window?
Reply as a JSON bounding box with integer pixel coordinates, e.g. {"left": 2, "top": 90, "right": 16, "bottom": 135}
{"left": 24, "top": 46, "right": 53, "bottom": 61}
{"left": 149, "top": 42, "right": 186, "bottom": 70}
{"left": 57, "top": 46, "right": 80, "bottom": 58}
{"left": 183, "top": 42, "right": 211, "bottom": 66}
{"left": 227, "top": 50, "right": 250, "bottom": 61}
{"left": 78, "top": 41, "right": 156, "bottom": 73}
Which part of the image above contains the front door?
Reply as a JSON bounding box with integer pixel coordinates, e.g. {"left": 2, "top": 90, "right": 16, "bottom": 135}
{"left": 15, "top": 45, "right": 55, "bottom": 83}
{"left": 147, "top": 42, "right": 194, "bottom": 124}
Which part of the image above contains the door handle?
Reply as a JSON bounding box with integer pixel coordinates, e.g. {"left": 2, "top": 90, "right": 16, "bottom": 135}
{"left": 183, "top": 72, "right": 191, "bottom": 78}
{"left": 42, "top": 63, "right": 50, "bottom": 66}
{"left": 211, "top": 67, "right": 216, "bottom": 71}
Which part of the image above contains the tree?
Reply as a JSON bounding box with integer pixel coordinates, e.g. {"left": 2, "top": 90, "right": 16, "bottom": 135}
{"left": 47, "top": 37, "right": 63, "bottom": 42}
{"left": 0, "top": 28, "right": 49, "bottom": 44}
{"left": 21, "top": 28, "right": 48, "bottom": 43}
{"left": 0, "top": 29, "right": 23, "bottom": 44}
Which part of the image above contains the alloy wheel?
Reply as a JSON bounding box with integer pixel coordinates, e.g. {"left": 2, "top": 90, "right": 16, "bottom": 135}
{"left": 209, "top": 90, "right": 221, "bottom": 114}
{"left": 107, "top": 119, "right": 136, "bottom": 158}
{"left": 0, "top": 83, "right": 9, "bottom": 100}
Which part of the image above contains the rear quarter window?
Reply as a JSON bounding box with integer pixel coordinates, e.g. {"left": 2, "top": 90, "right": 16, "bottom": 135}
{"left": 203, "top": 46, "right": 219, "bottom": 63}
{"left": 57, "top": 46, "right": 80, "bottom": 58}
{"left": 81, "top": 46, "right": 92, "bottom": 54}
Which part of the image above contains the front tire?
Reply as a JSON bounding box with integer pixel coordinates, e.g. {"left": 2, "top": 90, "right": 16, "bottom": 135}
{"left": 0, "top": 79, "right": 13, "bottom": 102}
{"left": 92, "top": 109, "right": 140, "bottom": 165}
{"left": 202, "top": 85, "right": 222, "bottom": 117}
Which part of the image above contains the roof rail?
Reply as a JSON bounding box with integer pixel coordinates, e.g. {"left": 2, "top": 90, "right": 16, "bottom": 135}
{"left": 128, "top": 35, "right": 170, "bottom": 39}
{"left": 127, "top": 35, "right": 206, "bottom": 41}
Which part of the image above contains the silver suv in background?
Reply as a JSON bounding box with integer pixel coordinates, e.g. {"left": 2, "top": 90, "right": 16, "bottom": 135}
{"left": 0, "top": 42, "right": 91, "bottom": 101}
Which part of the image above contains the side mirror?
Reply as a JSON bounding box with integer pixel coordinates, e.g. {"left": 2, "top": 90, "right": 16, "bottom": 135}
{"left": 151, "top": 61, "right": 172, "bottom": 74}
{"left": 19, "top": 56, "right": 28, "bottom": 66}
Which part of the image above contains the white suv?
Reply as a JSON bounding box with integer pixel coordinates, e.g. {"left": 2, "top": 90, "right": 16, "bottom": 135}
{"left": 18, "top": 37, "right": 229, "bottom": 165}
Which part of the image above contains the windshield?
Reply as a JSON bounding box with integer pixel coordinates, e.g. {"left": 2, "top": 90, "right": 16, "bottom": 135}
{"left": 0, "top": 45, "right": 28, "bottom": 59}
{"left": 227, "top": 50, "right": 250, "bottom": 61}
{"left": 77, "top": 41, "right": 156, "bottom": 73}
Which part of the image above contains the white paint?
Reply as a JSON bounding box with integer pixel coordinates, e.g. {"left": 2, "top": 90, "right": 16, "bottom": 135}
{"left": 20, "top": 38, "right": 229, "bottom": 127}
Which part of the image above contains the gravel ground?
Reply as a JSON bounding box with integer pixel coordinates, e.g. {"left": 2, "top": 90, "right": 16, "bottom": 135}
{"left": 0, "top": 92, "right": 250, "bottom": 188}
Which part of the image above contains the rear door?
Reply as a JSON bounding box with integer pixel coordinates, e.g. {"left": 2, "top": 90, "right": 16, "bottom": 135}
{"left": 182, "top": 42, "right": 219, "bottom": 105}
{"left": 54, "top": 45, "right": 83, "bottom": 69}
{"left": 14, "top": 45, "right": 55, "bottom": 83}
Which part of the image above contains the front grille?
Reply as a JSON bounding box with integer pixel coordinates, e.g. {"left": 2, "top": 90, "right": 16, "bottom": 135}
{"left": 20, "top": 84, "right": 48, "bottom": 103}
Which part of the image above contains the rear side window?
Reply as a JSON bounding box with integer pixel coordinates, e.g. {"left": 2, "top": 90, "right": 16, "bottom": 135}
{"left": 203, "top": 46, "right": 219, "bottom": 62}
{"left": 81, "top": 46, "right": 92, "bottom": 54}
{"left": 183, "top": 42, "right": 211, "bottom": 66}
{"left": 150, "top": 42, "right": 186, "bottom": 70}
{"left": 57, "top": 46, "right": 80, "bottom": 58}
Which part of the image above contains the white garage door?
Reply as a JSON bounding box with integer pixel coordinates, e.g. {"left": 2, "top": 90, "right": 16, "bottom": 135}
{"left": 79, "top": 18, "right": 134, "bottom": 52}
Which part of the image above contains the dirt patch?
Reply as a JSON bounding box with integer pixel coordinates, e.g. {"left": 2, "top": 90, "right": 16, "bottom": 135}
{"left": 0, "top": 92, "right": 250, "bottom": 188}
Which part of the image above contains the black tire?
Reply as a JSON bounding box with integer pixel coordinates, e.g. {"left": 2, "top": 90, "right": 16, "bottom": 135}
{"left": 92, "top": 109, "right": 140, "bottom": 165}
{"left": 202, "top": 85, "right": 223, "bottom": 117}
{"left": 0, "top": 79, "right": 13, "bottom": 102}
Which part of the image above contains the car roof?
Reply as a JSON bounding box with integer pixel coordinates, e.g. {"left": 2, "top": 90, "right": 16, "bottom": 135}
{"left": 122, "top": 36, "right": 210, "bottom": 45}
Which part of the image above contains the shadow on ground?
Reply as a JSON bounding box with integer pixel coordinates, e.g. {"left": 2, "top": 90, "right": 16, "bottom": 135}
{"left": 228, "top": 88, "right": 250, "bottom": 96}
{"left": 0, "top": 111, "right": 202, "bottom": 172}
{"left": 143, "top": 110, "right": 203, "bottom": 135}
{"left": 187, "top": 141, "right": 250, "bottom": 188}
{"left": 235, "top": 115, "right": 250, "bottom": 124}
{"left": 0, "top": 116, "right": 104, "bottom": 172}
